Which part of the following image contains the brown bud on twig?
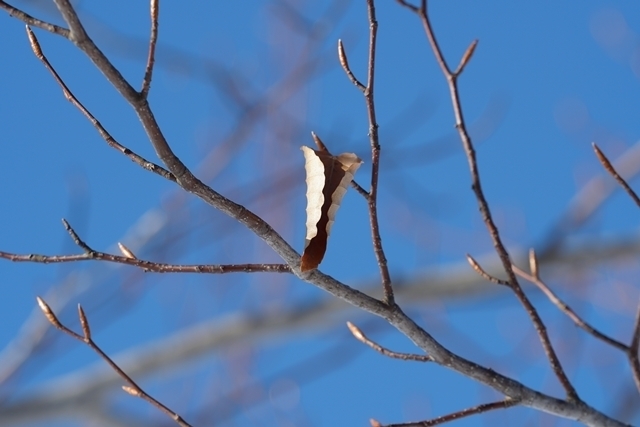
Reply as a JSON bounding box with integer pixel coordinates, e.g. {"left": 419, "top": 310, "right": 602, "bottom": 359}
{"left": 455, "top": 39, "right": 478, "bottom": 75}
{"left": 346, "top": 321, "right": 365, "bottom": 342}
{"left": 337, "top": 39, "right": 365, "bottom": 90}
{"left": 78, "top": 304, "right": 91, "bottom": 340}
{"left": 118, "top": 242, "right": 137, "bottom": 259}
{"left": 36, "top": 296, "right": 62, "bottom": 328}
{"left": 338, "top": 39, "right": 348, "bottom": 73}
{"left": 592, "top": 143, "right": 614, "bottom": 175}
{"left": 25, "top": 26, "right": 44, "bottom": 59}
{"left": 122, "top": 385, "right": 141, "bottom": 397}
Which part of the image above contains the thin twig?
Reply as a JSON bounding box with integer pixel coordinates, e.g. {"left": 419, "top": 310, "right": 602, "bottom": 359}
{"left": 0, "top": 1, "right": 69, "bottom": 36}
{"left": 336, "top": 1, "right": 394, "bottom": 303}
{"left": 593, "top": 143, "right": 640, "bottom": 208}
{"left": 347, "top": 322, "right": 432, "bottom": 362}
{"left": 399, "top": 0, "right": 579, "bottom": 402}
{"left": 351, "top": 177, "right": 370, "bottom": 198}
{"left": 513, "top": 260, "right": 627, "bottom": 352}
{"left": 590, "top": 144, "right": 640, "bottom": 393}
{"left": 0, "top": 219, "right": 291, "bottom": 274}
{"left": 453, "top": 39, "right": 478, "bottom": 76}
{"left": 36, "top": 297, "right": 193, "bottom": 427}
{"left": 24, "top": 26, "right": 176, "bottom": 182}
{"left": 466, "top": 254, "right": 509, "bottom": 286}
{"left": 1, "top": 251, "right": 291, "bottom": 274}
{"left": 61, "top": 218, "right": 92, "bottom": 253}
{"left": 629, "top": 303, "right": 640, "bottom": 394}
{"left": 362, "top": 0, "right": 394, "bottom": 305}
{"left": 140, "top": 0, "right": 159, "bottom": 97}
{"left": 381, "top": 398, "right": 520, "bottom": 427}
{"left": 338, "top": 39, "right": 366, "bottom": 90}
{"left": 395, "top": 0, "right": 419, "bottom": 13}
{"left": 541, "top": 141, "right": 640, "bottom": 252}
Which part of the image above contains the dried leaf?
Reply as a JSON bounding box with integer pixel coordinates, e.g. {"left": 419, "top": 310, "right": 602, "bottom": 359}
{"left": 300, "top": 146, "right": 362, "bottom": 271}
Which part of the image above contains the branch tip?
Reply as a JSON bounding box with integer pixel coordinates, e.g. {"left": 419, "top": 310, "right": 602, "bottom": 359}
{"left": 346, "top": 321, "right": 365, "bottom": 342}
{"left": 528, "top": 248, "right": 539, "bottom": 279}
{"left": 592, "top": 143, "right": 612, "bottom": 172}
{"left": 337, "top": 39, "right": 347, "bottom": 68}
{"left": 455, "top": 39, "right": 478, "bottom": 75}
{"left": 466, "top": 254, "right": 509, "bottom": 286}
{"left": 25, "top": 25, "right": 43, "bottom": 59}
{"left": 337, "top": 38, "right": 365, "bottom": 90}
{"left": 592, "top": 142, "right": 640, "bottom": 208}
{"left": 78, "top": 304, "right": 91, "bottom": 339}
{"left": 36, "top": 296, "right": 61, "bottom": 327}
{"left": 122, "top": 385, "right": 141, "bottom": 397}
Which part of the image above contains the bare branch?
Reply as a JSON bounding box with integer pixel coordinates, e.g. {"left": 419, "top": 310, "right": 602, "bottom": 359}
{"left": 61, "top": 218, "right": 92, "bottom": 253}
{"left": 395, "top": 0, "right": 419, "bottom": 14}
{"left": 398, "top": 0, "right": 579, "bottom": 403}
{"left": 338, "top": 39, "right": 366, "bottom": 90}
{"left": 0, "top": 218, "right": 292, "bottom": 274}
{"left": 629, "top": 303, "right": 640, "bottom": 394}
{"left": 513, "top": 262, "right": 627, "bottom": 352}
{"left": 593, "top": 143, "right": 640, "bottom": 208}
{"left": 1, "top": 2, "right": 633, "bottom": 425}
{"left": 361, "top": 0, "right": 394, "bottom": 305}
{"left": 36, "top": 297, "right": 193, "bottom": 427}
{"left": 24, "top": 26, "right": 176, "bottom": 182}
{"left": 0, "top": 250, "right": 290, "bottom": 275}
{"left": 466, "top": 254, "right": 509, "bottom": 286}
{"left": 140, "top": 0, "right": 159, "bottom": 97}
{"left": 542, "top": 140, "right": 640, "bottom": 250}
{"left": 347, "top": 322, "right": 432, "bottom": 362}
{"left": 382, "top": 398, "right": 520, "bottom": 427}
{"left": 0, "top": 1, "right": 69, "bottom": 36}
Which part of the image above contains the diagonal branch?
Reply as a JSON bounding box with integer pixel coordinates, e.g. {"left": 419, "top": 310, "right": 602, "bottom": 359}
{"left": 0, "top": 1, "right": 69, "bottom": 36}
{"left": 592, "top": 143, "right": 640, "bottom": 394}
{"left": 593, "top": 143, "right": 640, "bottom": 208}
{"left": 397, "top": 0, "right": 579, "bottom": 403}
{"left": 25, "top": 26, "right": 176, "bottom": 182}
{"left": 514, "top": 252, "right": 627, "bottom": 352}
{"left": 36, "top": 297, "right": 192, "bottom": 427}
{"left": 347, "top": 321, "right": 432, "bottom": 362}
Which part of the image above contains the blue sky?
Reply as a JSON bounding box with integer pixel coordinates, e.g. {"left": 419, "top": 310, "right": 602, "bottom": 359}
{"left": 1, "top": 1, "right": 640, "bottom": 426}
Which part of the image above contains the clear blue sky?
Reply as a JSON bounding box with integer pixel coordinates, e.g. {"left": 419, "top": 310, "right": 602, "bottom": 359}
{"left": 1, "top": 1, "right": 640, "bottom": 426}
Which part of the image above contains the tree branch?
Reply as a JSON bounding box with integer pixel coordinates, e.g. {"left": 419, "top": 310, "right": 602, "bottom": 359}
{"left": 36, "top": 297, "right": 192, "bottom": 427}
{"left": 398, "top": 0, "right": 579, "bottom": 403}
